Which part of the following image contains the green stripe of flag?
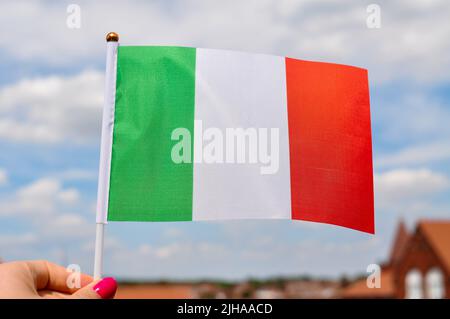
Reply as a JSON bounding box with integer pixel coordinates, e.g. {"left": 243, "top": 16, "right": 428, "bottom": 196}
{"left": 108, "top": 46, "right": 196, "bottom": 221}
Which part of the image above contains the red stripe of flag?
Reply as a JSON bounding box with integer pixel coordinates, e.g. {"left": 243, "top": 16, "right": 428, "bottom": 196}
{"left": 285, "top": 58, "right": 374, "bottom": 233}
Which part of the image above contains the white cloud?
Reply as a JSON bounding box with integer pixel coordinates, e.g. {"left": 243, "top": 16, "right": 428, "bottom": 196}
{"left": 41, "top": 213, "right": 93, "bottom": 239}
{"left": 0, "top": 177, "right": 91, "bottom": 241}
{"left": 57, "top": 189, "right": 80, "bottom": 204}
{"left": 0, "top": 168, "right": 8, "bottom": 186}
{"left": 3, "top": 178, "right": 80, "bottom": 215}
{"left": 0, "top": 70, "right": 103, "bottom": 144}
{"left": 0, "top": 1, "right": 449, "bottom": 84}
{"left": 163, "top": 227, "right": 184, "bottom": 239}
{"left": 376, "top": 141, "right": 450, "bottom": 168}
{"left": 376, "top": 168, "right": 449, "bottom": 197}
{"left": 0, "top": 233, "right": 37, "bottom": 247}
{"left": 0, "top": 2, "right": 449, "bottom": 146}
{"left": 375, "top": 168, "right": 449, "bottom": 211}
{"left": 17, "top": 178, "right": 63, "bottom": 198}
{"left": 0, "top": 178, "right": 66, "bottom": 216}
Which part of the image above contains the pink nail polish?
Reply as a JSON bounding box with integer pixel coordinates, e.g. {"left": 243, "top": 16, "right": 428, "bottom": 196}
{"left": 93, "top": 277, "right": 117, "bottom": 299}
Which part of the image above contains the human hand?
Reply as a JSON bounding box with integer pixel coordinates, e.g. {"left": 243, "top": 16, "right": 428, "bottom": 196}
{"left": 0, "top": 260, "right": 117, "bottom": 299}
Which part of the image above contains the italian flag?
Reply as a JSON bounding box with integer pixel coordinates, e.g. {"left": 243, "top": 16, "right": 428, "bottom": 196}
{"left": 96, "top": 45, "right": 374, "bottom": 234}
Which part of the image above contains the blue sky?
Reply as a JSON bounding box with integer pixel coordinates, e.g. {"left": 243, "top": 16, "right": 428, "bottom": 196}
{"left": 0, "top": 0, "right": 449, "bottom": 280}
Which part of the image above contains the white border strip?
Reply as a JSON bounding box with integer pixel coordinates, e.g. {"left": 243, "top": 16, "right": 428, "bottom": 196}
{"left": 95, "top": 41, "right": 118, "bottom": 223}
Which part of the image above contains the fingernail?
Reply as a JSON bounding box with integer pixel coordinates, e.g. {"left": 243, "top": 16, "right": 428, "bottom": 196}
{"left": 93, "top": 277, "right": 117, "bottom": 299}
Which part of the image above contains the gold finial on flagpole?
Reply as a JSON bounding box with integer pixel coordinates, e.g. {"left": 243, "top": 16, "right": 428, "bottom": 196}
{"left": 106, "top": 32, "right": 119, "bottom": 42}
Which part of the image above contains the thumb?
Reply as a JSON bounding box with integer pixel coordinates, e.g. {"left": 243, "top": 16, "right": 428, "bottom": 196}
{"left": 70, "top": 277, "right": 117, "bottom": 299}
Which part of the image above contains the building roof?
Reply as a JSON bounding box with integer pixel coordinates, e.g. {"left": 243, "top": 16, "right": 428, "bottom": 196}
{"left": 389, "top": 220, "right": 410, "bottom": 266}
{"left": 340, "top": 268, "right": 395, "bottom": 298}
{"left": 115, "top": 284, "right": 195, "bottom": 299}
{"left": 418, "top": 220, "right": 450, "bottom": 274}
{"left": 341, "top": 219, "right": 450, "bottom": 299}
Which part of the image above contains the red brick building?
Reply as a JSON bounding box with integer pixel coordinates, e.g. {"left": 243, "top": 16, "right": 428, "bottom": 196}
{"left": 342, "top": 220, "right": 450, "bottom": 299}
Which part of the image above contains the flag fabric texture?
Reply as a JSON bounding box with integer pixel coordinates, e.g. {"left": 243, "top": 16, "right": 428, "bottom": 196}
{"left": 96, "top": 45, "right": 374, "bottom": 234}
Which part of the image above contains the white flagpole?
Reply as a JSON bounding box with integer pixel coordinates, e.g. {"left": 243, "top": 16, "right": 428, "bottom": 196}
{"left": 94, "top": 32, "right": 119, "bottom": 280}
{"left": 93, "top": 223, "right": 105, "bottom": 280}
